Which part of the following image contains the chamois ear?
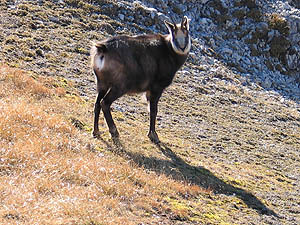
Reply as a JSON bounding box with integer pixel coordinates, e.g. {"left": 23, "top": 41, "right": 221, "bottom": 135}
{"left": 164, "top": 20, "right": 175, "bottom": 33}
{"left": 94, "top": 42, "right": 107, "bottom": 53}
{"left": 181, "top": 16, "right": 190, "bottom": 31}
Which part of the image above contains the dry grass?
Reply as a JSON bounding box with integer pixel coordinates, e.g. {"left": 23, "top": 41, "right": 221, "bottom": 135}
{"left": 0, "top": 65, "right": 206, "bottom": 224}
{"left": 0, "top": 63, "right": 299, "bottom": 224}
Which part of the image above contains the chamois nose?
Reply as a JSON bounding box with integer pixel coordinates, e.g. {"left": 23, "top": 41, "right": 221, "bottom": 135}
{"left": 177, "top": 37, "right": 186, "bottom": 48}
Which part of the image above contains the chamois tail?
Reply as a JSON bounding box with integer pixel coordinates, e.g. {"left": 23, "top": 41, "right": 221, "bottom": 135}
{"left": 91, "top": 41, "right": 107, "bottom": 70}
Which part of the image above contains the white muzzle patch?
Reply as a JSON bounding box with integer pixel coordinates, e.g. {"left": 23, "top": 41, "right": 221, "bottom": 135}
{"left": 171, "top": 32, "right": 191, "bottom": 55}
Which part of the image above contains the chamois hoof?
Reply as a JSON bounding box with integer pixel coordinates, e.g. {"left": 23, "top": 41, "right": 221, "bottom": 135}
{"left": 148, "top": 131, "right": 160, "bottom": 144}
{"left": 92, "top": 130, "right": 101, "bottom": 138}
{"left": 110, "top": 129, "right": 119, "bottom": 139}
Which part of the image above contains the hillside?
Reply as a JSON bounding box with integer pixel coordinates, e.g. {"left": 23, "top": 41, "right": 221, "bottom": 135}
{"left": 1, "top": 0, "right": 300, "bottom": 224}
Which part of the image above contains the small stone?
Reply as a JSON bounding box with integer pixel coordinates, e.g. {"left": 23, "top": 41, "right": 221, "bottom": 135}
{"left": 263, "top": 77, "right": 273, "bottom": 89}
{"left": 49, "top": 16, "right": 60, "bottom": 23}
{"left": 256, "top": 22, "right": 269, "bottom": 38}
{"left": 242, "top": 57, "right": 251, "bottom": 65}
{"left": 36, "top": 49, "right": 44, "bottom": 57}
{"left": 146, "top": 8, "right": 157, "bottom": 19}
{"left": 190, "top": 52, "right": 197, "bottom": 59}
{"left": 221, "top": 47, "right": 233, "bottom": 55}
{"left": 119, "top": 14, "right": 125, "bottom": 21}
{"left": 250, "top": 44, "right": 260, "bottom": 56}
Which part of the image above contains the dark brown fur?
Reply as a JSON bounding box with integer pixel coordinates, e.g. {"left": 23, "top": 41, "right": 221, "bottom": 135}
{"left": 91, "top": 17, "right": 190, "bottom": 143}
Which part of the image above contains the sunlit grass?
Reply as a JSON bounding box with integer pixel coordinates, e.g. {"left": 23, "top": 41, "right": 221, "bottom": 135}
{"left": 0, "top": 65, "right": 207, "bottom": 224}
{"left": 1, "top": 63, "right": 299, "bottom": 224}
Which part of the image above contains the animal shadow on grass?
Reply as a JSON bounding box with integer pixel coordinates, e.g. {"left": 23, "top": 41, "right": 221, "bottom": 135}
{"left": 99, "top": 136, "right": 278, "bottom": 217}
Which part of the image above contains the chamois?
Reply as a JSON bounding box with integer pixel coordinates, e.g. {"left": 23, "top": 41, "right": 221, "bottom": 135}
{"left": 91, "top": 16, "right": 191, "bottom": 143}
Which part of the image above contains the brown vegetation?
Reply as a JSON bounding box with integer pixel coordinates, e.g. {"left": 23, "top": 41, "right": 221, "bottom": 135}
{"left": 0, "top": 65, "right": 206, "bottom": 224}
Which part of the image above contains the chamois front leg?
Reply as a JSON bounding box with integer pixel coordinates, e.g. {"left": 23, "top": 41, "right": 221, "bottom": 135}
{"left": 148, "top": 90, "right": 162, "bottom": 144}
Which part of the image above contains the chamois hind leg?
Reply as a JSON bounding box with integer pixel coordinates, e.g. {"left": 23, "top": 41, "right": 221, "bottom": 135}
{"left": 93, "top": 87, "right": 109, "bottom": 138}
{"left": 101, "top": 87, "right": 124, "bottom": 139}
{"left": 148, "top": 90, "right": 163, "bottom": 144}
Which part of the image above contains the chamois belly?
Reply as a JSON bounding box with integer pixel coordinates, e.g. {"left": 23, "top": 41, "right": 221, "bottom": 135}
{"left": 126, "top": 77, "right": 151, "bottom": 95}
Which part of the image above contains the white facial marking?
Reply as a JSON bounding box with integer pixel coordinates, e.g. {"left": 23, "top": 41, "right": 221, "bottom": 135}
{"left": 170, "top": 32, "right": 191, "bottom": 55}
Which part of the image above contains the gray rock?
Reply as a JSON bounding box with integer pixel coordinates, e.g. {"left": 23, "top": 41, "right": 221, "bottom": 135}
{"left": 289, "top": 15, "right": 300, "bottom": 34}
{"left": 286, "top": 46, "right": 300, "bottom": 70}
{"left": 209, "top": 38, "right": 217, "bottom": 49}
{"left": 232, "top": 52, "right": 242, "bottom": 62}
{"left": 263, "top": 77, "right": 273, "bottom": 89}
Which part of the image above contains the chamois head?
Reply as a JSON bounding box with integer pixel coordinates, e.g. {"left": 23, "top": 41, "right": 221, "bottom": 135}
{"left": 164, "top": 16, "right": 191, "bottom": 55}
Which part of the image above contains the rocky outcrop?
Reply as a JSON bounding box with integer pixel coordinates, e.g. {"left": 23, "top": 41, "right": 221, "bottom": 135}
{"left": 87, "top": 0, "right": 300, "bottom": 98}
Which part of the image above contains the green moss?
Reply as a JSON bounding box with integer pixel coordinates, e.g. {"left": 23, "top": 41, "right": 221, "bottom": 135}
{"left": 164, "top": 197, "right": 196, "bottom": 221}
{"left": 18, "top": 3, "right": 30, "bottom": 11}
{"left": 203, "top": 212, "right": 221, "bottom": 220}
{"left": 41, "top": 43, "right": 51, "bottom": 51}
{"left": 70, "top": 117, "right": 91, "bottom": 132}
{"left": 57, "top": 77, "right": 72, "bottom": 88}
{"left": 60, "top": 52, "right": 69, "bottom": 58}
{"left": 45, "top": 53, "right": 57, "bottom": 62}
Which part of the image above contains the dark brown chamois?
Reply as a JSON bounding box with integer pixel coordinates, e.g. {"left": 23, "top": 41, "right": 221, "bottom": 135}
{"left": 90, "top": 16, "right": 191, "bottom": 143}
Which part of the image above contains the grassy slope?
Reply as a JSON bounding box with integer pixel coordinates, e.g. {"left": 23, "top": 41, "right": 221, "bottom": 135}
{"left": 0, "top": 65, "right": 208, "bottom": 224}
{"left": 0, "top": 1, "right": 300, "bottom": 224}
